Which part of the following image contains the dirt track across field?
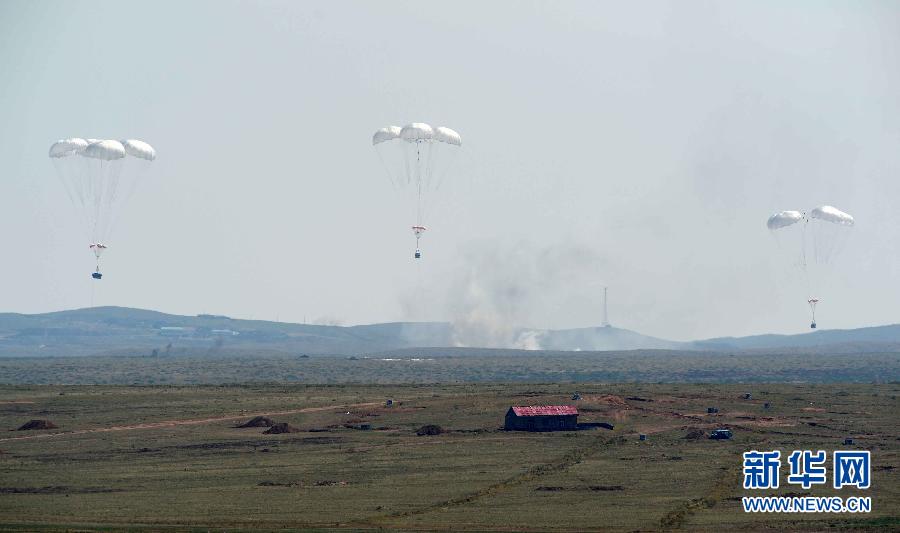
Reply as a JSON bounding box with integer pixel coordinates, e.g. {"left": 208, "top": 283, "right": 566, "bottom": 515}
{"left": 0, "top": 402, "right": 381, "bottom": 443}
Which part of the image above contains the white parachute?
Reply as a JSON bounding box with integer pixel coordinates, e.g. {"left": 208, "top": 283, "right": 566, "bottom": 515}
{"left": 372, "top": 122, "right": 461, "bottom": 259}
{"left": 49, "top": 138, "right": 156, "bottom": 279}
{"left": 767, "top": 205, "right": 854, "bottom": 328}
{"left": 766, "top": 210, "right": 805, "bottom": 231}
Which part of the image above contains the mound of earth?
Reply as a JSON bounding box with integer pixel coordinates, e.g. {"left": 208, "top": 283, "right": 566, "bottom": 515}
{"left": 263, "top": 422, "right": 301, "bottom": 434}
{"left": 587, "top": 394, "right": 628, "bottom": 407}
{"left": 684, "top": 428, "right": 706, "bottom": 440}
{"left": 236, "top": 416, "right": 275, "bottom": 428}
{"left": 416, "top": 424, "right": 443, "bottom": 436}
{"left": 17, "top": 419, "right": 57, "bottom": 431}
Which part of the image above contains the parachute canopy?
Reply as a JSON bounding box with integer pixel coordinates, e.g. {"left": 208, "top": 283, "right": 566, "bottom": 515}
{"left": 48, "top": 138, "right": 89, "bottom": 158}
{"left": 372, "top": 126, "right": 401, "bottom": 145}
{"left": 810, "top": 205, "right": 854, "bottom": 226}
{"left": 121, "top": 139, "right": 157, "bottom": 161}
{"left": 400, "top": 122, "right": 434, "bottom": 142}
{"left": 82, "top": 140, "right": 126, "bottom": 160}
{"left": 766, "top": 210, "right": 804, "bottom": 230}
{"left": 433, "top": 126, "right": 462, "bottom": 146}
{"left": 371, "top": 121, "right": 462, "bottom": 196}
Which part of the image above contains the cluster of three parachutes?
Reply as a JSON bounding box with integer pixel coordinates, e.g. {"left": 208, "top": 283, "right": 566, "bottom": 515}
{"left": 372, "top": 123, "right": 462, "bottom": 259}
{"left": 48, "top": 138, "right": 156, "bottom": 279}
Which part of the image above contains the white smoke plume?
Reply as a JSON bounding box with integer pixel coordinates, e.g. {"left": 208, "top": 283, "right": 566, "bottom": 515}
{"left": 445, "top": 241, "right": 606, "bottom": 349}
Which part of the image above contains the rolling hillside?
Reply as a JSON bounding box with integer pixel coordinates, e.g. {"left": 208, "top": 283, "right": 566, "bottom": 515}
{"left": 0, "top": 306, "right": 898, "bottom": 357}
{"left": 0, "top": 307, "right": 452, "bottom": 357}
{"left": 691, "top": 324, "right": 900, "bottom": 352}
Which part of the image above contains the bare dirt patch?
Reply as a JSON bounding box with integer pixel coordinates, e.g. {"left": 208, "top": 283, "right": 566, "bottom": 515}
{"left": 0, "top": 402, "right": 380, "bottom": 443}
{"left": 583, "top": 394, "right": 628, "bottom": 407}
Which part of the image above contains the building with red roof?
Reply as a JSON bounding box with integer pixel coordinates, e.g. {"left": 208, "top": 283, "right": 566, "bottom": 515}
{"left": 504, "top": 405, "right": 578, "bottom": 431}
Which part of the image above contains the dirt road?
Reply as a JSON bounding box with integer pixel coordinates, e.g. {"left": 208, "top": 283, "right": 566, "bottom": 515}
{"left": 0, "top": 402, "right": 381, "bottom": 443}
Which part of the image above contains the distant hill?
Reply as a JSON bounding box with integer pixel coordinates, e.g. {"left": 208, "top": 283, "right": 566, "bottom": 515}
{"left": 690, "top": 324, "right": 900, "bottom": 353}
{"left": 0, "top": 307, "right": 453, "bottom": 357}
{"left": 538, "top": 326, "right": 683, "bottom": 351}
{"left": 0, "top": 306, "right": 898, "bottom": 357}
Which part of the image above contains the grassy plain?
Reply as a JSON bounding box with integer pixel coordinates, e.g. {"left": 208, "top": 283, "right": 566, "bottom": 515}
{"left": 1, "top": 350, "right": 898, "bottom": 385}
{"left": 0, "top": 382, "right": 897, "bottom": 531}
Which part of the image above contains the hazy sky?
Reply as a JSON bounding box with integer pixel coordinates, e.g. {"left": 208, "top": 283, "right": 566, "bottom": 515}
{"left": 1, "top": 0, "right": 898, "bottom": 341}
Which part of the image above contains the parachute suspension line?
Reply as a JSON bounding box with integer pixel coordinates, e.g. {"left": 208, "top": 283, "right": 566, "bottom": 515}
{"left": 51, "top": 159, "right": 79, "bottom": 213}
{"left": 429, "top": 140, "right": 443, "bottom": 191}
{"left": 91, "top": 160, "right": 104, "bottom": 243}
{"left": 96, "top": 158, "right": 124, "bottom": 246}
{"left": 375, "top": 150, "right": 396, "bottom": 188}
{"left": 417, "top": 176, "right": 424, "bottom": 227}
{"left": 95, "top": 159, "right": 110, "bottom": 241}
{"left": 403, "top": 140, "right": 412, "bottom": 187}
{"left": 416, "top": 141, "right": 424, "bottom": 226}
{"left": 808, "top": 298, "right": 819, "bottom": 329}
{"left": 801, "top": 217, "right": 818, "bottom": 327}
{"left": 75, "top": 156, "right": 92, "bottom": 238}
{"left": 428, "top": 140, "right": 439, "bottom": 192}
{"left": 101, "top": 161, "right": 122, "bottom": 242}
{"left": 800, "top": 216, "right": 813, "bottom": 300}
{"left": 88, "top": 161, "right": 102, "bottom": 242}
{"left": 87, "top": 160, "right": 99, "bottom": 241}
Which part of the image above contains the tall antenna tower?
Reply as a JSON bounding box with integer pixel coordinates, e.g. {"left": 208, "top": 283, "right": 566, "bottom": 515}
{"left": 601, "top": 287, "right": 611, "bottom": 327}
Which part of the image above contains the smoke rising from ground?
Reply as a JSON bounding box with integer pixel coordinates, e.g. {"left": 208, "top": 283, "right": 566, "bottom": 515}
{"left": 442, "top": 241, "right": 606, "bottom": 349}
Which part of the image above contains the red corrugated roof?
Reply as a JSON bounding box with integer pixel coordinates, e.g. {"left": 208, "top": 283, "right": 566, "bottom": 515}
{"left": 511, "top": 405, "right": 578, "bottom": 417}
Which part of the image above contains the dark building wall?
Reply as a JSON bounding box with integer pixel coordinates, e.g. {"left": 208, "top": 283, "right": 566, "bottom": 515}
{"left": 504, "top": 409, "right": 577, "bottom": 431}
